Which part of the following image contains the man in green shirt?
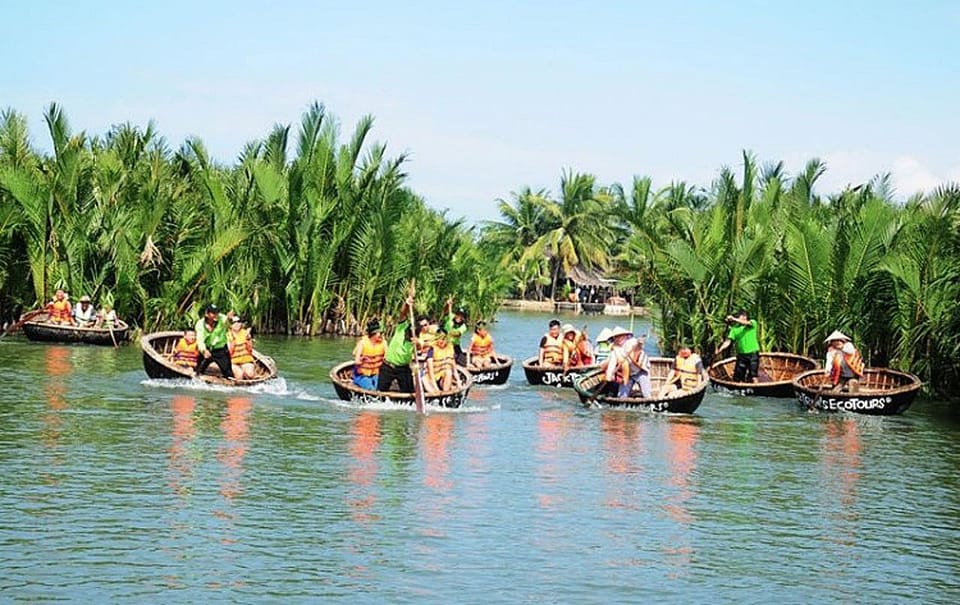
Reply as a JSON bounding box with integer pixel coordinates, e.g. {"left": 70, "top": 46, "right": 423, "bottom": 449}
{"left": 443, "top": 298, "right": 469, "bottom": 365}
{"left": 194, "top": 303, "right": 235, "bottom": 379}
{"left": 378, "top": 295, "right": 417, "bottom": 392}
{"left": 716, "top": 310, "right": 761, "bottom": 382}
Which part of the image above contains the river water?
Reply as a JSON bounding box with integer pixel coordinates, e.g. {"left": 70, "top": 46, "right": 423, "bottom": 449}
{"left": 1, "top": 311, "right": 958, "bottom": 603}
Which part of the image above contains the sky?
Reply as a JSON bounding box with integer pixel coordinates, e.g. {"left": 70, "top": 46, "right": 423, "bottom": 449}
{"left": 2, "top": 0, "right": 959, "bottom": 223}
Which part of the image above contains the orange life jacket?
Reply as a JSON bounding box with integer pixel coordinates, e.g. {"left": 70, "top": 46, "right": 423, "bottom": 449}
{"left": 174, "top": 338, "right": 199, "bottom": 366}
{"left": 830, "top": 348, "right": 864, "bottom": 383}
{"left": 470, "top": 332, "right": 493, "bottom": 357}
{"left": 675, "top": 354, "right": 702, "bottom": 390}
{"left": 576, "top": 338, "right": 594, "bottom": 365}
{"left": 228, "top": 329, "right": 255, "bottom": 365}
{"left": 432, "top": 343, "right": 456, "bottom": 374}
{"left": 541, "top": 334, "right": 563, "bottom": 365}
{"left": 356, "top": 336, "right": 386, "bottom": 376}
{"left": 48, "top": 299, "right": 72, "bottom": 324}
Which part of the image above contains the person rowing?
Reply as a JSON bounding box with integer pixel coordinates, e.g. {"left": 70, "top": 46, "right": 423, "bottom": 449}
{"left": 715, "top": 309, "right": 760, "bottom": 383}
{"left": 377, "top": 294, "right": 416, "bottom": 393}
{"left": 824, "top": 330, "right": 864, "bottom": 393}
{"left": 194, "top": 303, "right": 236, "bottom": 379}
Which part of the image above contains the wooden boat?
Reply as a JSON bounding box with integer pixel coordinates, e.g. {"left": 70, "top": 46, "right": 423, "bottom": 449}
{"left": 553, "top": 301, "right": 580, "bottom": 314}
{"left": 521, "top": 356, "right": 601, "bottom": 388}
{"left": 572, "top": 361, "right": 707, "bottom": 413}
{"left": 581, "top": 302, "right": 605, "bottom": 315}
{"left": 709, "top": 352, "right": 818, "bottom": 397}
{"left": 141, "top": 331, "right": 277, "bottom": 386}
{"left": 22, "top": 312, "right": 130, "bottom": 346}
{"left": 463, "top": 355, "right": 513, "bottom": 386}
{"left": 792, "top": 368, "right": 921, "bottom": 415}
{"left": 330, "top": 361, "right": 473, "bottom": 408}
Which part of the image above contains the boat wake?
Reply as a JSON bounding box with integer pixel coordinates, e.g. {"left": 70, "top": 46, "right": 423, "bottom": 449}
{"left": 140, "top": 376, "right": 316, "bottom": 399}
{"left": 327, "top": 397, "right": 495, "bottom": 414}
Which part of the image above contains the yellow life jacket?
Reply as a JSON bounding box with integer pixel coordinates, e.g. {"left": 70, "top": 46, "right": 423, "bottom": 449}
{"left": 49, "top": 299, "right": 71, "bottom": 324}
{"left": 541, "top": 334, "right": 563, "bottom": 365}
{"left": 471, "top": 332, "right": 493, "bottom": 357}
{"left": 228, "top": 329, "right": 255, "bottom": 365}
{"left": 174, "top": 338, "right": 199, "bottom": 366}
{"left": 432, "top": 343, "right": 456, "bottom": 374}
{"left": 356, "top": 336, "right": 386, "bottom": 376}
{"left": 675, "top": 354, "right": 702, "bottom": 390}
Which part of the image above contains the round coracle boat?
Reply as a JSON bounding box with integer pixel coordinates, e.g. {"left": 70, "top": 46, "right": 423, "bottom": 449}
{"left": 709, "top": 352, "right": 818, "bottom": 398}
{"left": 522, "top": 356, "right": 602, "bottom": 388}
{"left": 141, "top": 331, "right": 277, "bottom": 386}
{"left": 572, "top": 361, "right": 707, "bottom": 414}
{"left": 22, "top": 312, "right": 130, "bottom": 346}
{"left": 330, "top": 361, "right": 472, "bottom": 409}
{"left": 464, "top": 355, "right": 513, "bottom": 386}
{"left": 792, "top": 368, "right": 921, "bottom": 415}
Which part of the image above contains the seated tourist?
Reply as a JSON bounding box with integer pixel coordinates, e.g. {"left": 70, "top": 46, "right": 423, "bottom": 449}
{"left": 73, "top": 295, "right": 96, "bottom": 327}
{"left": 95, "top": 303, "right": 118, "bottom": 329}
{"left": 228, "top": 317, "right": 257, "bottom": 380}
{"left": 538, "top": 319, "right": 564, "bottom": 367}
{"left": 467, "top": 321, "right": 496, "bottom": 369}
{"left": 352, "top": 319, "right": 385, "bottom": 390}
{"left": 659, "top": 346, "right": 708, "bottom": 397}
{"left": 427, "top": 328, "right": 461, "bottom": 392}
{"left": 46, "top": 289, "right": 73, "bottom": 325}
{"left": 173, "top": 330, "right": 199, "bottom": 373}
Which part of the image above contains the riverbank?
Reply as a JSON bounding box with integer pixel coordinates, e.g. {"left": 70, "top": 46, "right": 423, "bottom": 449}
{"left": 500, "top": 299, "right": 650, "bottom": 316}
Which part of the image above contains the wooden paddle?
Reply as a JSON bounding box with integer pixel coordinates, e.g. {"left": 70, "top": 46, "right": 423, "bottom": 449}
{"left": 407, "top": 280, "right": 426, "bottom": 414}
{"left": 0, "top": 309, "right": 46, "bottom": 340}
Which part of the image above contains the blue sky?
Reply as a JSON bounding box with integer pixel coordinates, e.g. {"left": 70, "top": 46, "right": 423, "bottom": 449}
{"left": 2, "top": 0, "right": 958, "bottom": 222}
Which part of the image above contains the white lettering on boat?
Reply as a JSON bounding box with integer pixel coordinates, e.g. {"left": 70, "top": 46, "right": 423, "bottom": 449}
{"left": 472, "top": 371, "right": 498, "bottom": 383}
{"left": 797, "top": 392, "right": 893, "bottom": 411}
{"left": 542, "top": 371, "right": 573, "bottom": 386}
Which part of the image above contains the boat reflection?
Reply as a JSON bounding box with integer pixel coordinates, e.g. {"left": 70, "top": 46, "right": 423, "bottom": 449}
{"left": 662, "top": 419, "right": 699, "bottom": 577}
{"left": 41, "top": 347, "right": 72, "bottom": 477}
{"left": 348, "top": 412, "right": 382, "bottom": 524}
{"left": 536, "top": 409, "right": 572, "bottom": 510}
{"left": 419, "top": 414, "right": 455, "bottom": 541}
{"left": 820, "top": 417, "right": 862, "bottom": 541}
{"left": 600, "top": 412, "right": 645, "bottom": 511}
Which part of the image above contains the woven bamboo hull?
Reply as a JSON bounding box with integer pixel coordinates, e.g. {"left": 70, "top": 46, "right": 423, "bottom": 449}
{"left": 572, "top": 362, "right": 706, "bottom": 413}
{"left": 141, "top": 331, "right": 277, "bottom": 386}
{"left": 330, "top": 361, "right": 472, "bottom": 408}
{"left": 22, "top": 315, "right": 130, "bottom": 346}
{"left": 792, "top": 368, "right": 921, "bottom": 415}
{"left": 464, "top": 355, "right": 513, "bottom": 385}
{"left": 708, "top": 352, "right": 818, "bottom": 398}
{"left": 581, "top": 302, "right": 605, "bottom": 315}
{"left": 522, "top": 356, "right": 601, "bottom": 388}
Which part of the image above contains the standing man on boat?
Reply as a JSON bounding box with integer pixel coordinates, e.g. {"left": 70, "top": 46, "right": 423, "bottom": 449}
{"left": 194, "top": 304, "right": 235, "bottom": 379}
{"left": 378, "top": 294, "right": 416, "bottom": 393}
{"left": 443, "top": 298, "right": 469, "bottom": 365}
{"left": 716, "top": 310, "right": 761, "bottom": 383}
{"left": 824, "top": 330, "right": 864, "bottom": 393}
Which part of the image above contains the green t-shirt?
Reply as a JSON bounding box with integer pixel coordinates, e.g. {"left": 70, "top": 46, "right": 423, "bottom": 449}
{"left": 195, "top": 315, "right": 230, "bottom": 352}
{"left": 385, "top": 320, "right": 414, "bottom": 366}
{"left": 444, "top": 313, "right": 468, "bottom": 346}
{"left": 727, "top": 319, "right": 760, "bottom": 355}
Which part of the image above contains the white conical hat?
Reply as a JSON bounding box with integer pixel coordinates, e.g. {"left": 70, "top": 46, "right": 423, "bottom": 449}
{"left": 596, "top": 327, "right": 613, "bottom": 343}
{"left": 824, "top": 330, "right": 851, "bottom": 343}
{"left": 607, "top": 326, "right": 633, "bottom": 340}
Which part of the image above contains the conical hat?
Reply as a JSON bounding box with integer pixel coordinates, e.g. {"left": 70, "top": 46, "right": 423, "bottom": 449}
{"left": 824, "top": 330, "right": 851, "bottom": 343}
{"left": 561, "top": 323, "right": 578, "bottom": 335}
{"left": 607, "top": 326, "right": 633, "bottom": 341}
{"left": 596, "top": 328, "right": 613, "bottom": 343}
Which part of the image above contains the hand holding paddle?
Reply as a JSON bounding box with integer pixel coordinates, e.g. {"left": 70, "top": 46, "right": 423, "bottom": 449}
{"left": 408, "top": 279, "right": 426, "bottom": 414}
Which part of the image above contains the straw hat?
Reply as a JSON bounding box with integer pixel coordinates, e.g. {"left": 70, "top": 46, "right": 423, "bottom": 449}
{"left": 79, "top": 295, "right": 91, "bottom": 302}
{"left": 596, "top": 327, "right": 613, "bottom": 343}
{"left": 607, "top": 326, "right": 633, "bottom": 341}
{"left": 824, "top": 330, "right": 851, "bottom": 343}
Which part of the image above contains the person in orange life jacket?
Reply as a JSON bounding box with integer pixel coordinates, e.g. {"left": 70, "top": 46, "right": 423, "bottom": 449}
{"left": 194, "top": 303, "right": 236, "bottom": 379}
{"left": 612, "top": 332, "right": 652, "bottom": 398}
{"left": 73, "top": 295, "right": 96, "bottom": 327}
{"left": 427, "top": 327, "right": 461, "bottom": 392}
{"left": 467, "top": 320, "right": 496, "bottom": 368}
{"left": 659, "top": 346, "right": 708, "bottom": 397}
{"left": 574, "top": 328, "right": 594, "bottom": 366}
{"left": 560, "top": 324, "right": 580, "bottom": 371}
{"left": 46, "top": 289, "right": 74, "bottom": 325}
{"left": 173, "top": 330, "right": 199, "bottom": 373}
{"left": 228, "top": 317, "right": 257, "bottom": 380}
{"left": 538, "top": 319, "right": 564, "bottom": 367}
{"left": 352, "top": 319, "right": 386, "bottom": 390}
{"left": 824, "top": 330, "right": 864, "bottom": 393}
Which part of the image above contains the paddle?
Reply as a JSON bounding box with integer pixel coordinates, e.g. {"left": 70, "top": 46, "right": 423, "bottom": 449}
{"left": 407, "top": 280, "right": 426, "bottom": 414}
{"left": 107, "top": 320, "right": 118, "bottom": 348}
{"left": 0, "top": 309, "right": 46, "bottom": 340}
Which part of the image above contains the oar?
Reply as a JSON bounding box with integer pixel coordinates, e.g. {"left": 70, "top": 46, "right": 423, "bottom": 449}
{"left": 0, "top": 309, "right": 46, "bottom": 340}
{"left": 108, "top": 320, "right": 118, "bottom": 348}
{"left": 408, "top": 280, "right": 426, "bottom": 414}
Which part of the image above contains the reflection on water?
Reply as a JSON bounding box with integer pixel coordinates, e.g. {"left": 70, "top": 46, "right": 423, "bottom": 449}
{"left": 168, "top": 395, "right": 196, "bottom": 500}
{"left": 663, "top": 420, "right": 699, "bottom": 576}
{"left": 348, "top": 412, "right": 382, "bottom": 524}
{"left": 419, "top": 414, "right": 455, "bottom": 543}
{"left": 41, "top": 347, "right": 72, "bottom": 479}
{"left": 218, "top": 397, "right": 251, "bottom": 505}
{"left": 820, "top": 417, "right": 862, "bottom": 551}
{"left": 601, "top": 412, "right": 644, "bottom": 511}
{"left": 536, "top": 409, "right": 572, "bottom": 510}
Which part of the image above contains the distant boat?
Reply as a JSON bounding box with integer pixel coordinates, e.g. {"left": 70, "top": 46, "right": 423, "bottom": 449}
{"left": 464, "top": 355, "right": 513, "bottom": 386}
{"left": 709, "top": 352, "right": 818, "bottom": 397}
{"left": 792, "top": 368, "right": 921, "bottom": 415}
{"left": 572, "top": 362, "right": 706, "bottom": 414}
{"left": 141, "top": 331, "right": 277, "bottom": 386}
{"left": 521, "top": 356, "right": 601, "bottom": 388}
{"left": 23, "top": 312, "right": 130, "bottom": 346}
{"left": 329, "top": 361, "right": 473, "bottom": 409}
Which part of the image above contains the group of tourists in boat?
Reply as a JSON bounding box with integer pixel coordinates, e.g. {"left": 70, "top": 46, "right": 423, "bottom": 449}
{"left": 41, "top": 289, "right": 120, "bottom": 329}
{"left": 350, "top": 296, "right": 501, "bottom": 395}
{"left": 166, "top": 304, "right": 261, "bottom": 381}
